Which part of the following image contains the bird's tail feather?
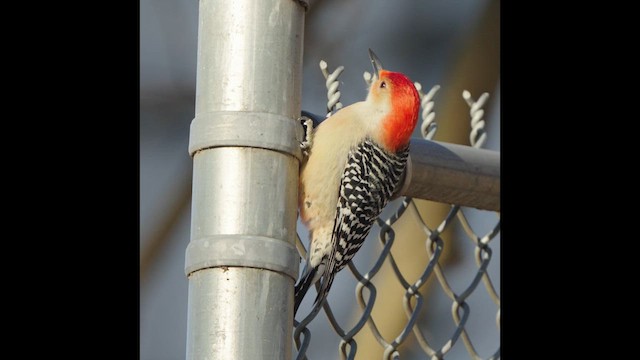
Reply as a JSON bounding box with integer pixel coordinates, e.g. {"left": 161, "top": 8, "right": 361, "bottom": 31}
{"left": 311, "top": 270, "right": 336, "bottom": 313}
{"left": 294, "top": 266, "right": 317, "bottom": 315}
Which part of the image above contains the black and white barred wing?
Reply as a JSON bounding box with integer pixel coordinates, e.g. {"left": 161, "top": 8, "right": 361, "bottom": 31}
{"left": 316, "top": 140, "right": 408, "bottom": 305}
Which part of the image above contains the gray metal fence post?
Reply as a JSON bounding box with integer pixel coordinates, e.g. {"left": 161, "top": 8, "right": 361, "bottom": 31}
{"left": 185, "top": 1, "right": 306, "bottom": 359}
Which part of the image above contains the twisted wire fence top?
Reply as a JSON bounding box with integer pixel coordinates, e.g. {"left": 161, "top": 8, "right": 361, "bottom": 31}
{"left": 294, "top": 60, "right": 500, "bottom": 360}
{"left": 320, "top": 60, "right": 345, "bottom": 115}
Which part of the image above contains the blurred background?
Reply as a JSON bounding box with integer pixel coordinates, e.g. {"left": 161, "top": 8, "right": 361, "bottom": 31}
{"left": 140, "top": 0, "right": 499, "bottom": 359}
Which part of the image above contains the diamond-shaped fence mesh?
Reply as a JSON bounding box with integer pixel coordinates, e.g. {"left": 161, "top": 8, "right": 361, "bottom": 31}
{"left": 293, "top": 61, "right": 500, "bottom": 360}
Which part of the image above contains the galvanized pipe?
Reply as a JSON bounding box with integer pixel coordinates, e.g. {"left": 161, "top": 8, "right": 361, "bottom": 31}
{"left": 400, "top": 139, "right": 500, "bottom": 211}
{"left": 186, "top": 0, "right": 306, "bottom": 359}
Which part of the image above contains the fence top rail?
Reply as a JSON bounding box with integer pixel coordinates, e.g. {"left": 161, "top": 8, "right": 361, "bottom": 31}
{"left": 400, "top": 139, "right": 500, "bottom": 211}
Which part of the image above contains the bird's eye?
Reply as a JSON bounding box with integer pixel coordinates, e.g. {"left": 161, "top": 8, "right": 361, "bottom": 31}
{"left": 380, "top": 81, "right": 386, "bottom": 89}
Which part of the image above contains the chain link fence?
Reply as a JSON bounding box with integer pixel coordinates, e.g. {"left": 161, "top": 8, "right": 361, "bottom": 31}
{"left": 293, "top": 61, "right": 500, "bottom": 360}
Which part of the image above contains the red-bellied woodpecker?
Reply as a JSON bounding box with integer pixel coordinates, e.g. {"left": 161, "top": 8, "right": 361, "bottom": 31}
{"left": 294, "top": 49, "right": 420, "bottom": 315}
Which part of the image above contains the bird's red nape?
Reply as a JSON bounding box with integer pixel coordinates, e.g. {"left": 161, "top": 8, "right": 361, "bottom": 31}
{"left": 380, "top": 71, "right": 420, "bottom": 153}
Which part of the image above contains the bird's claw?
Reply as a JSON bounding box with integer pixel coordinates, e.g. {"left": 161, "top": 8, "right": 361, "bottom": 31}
{"left": 298, "top": 116, "right": 314, "bottom": 155}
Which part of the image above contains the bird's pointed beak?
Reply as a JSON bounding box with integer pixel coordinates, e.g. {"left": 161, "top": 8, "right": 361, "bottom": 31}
{"left": 368, "top": 48, "right": 383, "bottom": 78}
